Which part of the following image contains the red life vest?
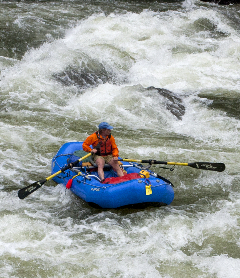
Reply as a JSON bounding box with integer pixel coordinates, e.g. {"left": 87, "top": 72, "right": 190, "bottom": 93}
{"left": 95, "top": 132, "right": 113, "bottom": 156}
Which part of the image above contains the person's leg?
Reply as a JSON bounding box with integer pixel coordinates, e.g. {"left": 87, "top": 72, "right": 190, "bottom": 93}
{"left": 108, "top": 159, "right": 124, "bottom": 177}
{"left": 95, "top": 157, "right": 105, "bottom": 181}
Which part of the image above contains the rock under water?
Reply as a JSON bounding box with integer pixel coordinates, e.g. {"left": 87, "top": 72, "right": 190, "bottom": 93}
{"left": 146, "top": 86, "right": 185, "bottom": 120}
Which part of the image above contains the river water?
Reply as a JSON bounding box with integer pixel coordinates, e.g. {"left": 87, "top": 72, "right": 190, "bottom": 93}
{"left": 0, "top": 0, "right": 240, "bottom": 277}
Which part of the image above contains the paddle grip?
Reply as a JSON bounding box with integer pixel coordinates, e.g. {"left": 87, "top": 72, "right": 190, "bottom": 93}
{"left": 61, "top": 164, "right": 72, "bottom": 172}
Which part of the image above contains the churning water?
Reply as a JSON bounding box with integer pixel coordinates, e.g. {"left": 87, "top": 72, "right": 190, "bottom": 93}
{"left": 0, "top": 0, "right": 240, "bottom": 277}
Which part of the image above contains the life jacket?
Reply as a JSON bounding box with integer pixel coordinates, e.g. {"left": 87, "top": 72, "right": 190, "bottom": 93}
{"left": 95, "top": 131, "right": 113, "bottom": 156}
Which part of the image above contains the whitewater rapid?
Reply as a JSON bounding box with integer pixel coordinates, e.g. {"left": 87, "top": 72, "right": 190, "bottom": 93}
{"left": 0, "top": 1, "right": 240, "bottom": 277}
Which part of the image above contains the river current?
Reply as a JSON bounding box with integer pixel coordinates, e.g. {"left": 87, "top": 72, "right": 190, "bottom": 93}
{"left": 0, "top": 0, "right": 240, "bottom": 277}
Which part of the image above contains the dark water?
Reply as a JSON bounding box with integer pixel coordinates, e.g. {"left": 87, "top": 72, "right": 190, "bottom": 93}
{"left": 0, "top": 1, "right": 240, "bottom": 277}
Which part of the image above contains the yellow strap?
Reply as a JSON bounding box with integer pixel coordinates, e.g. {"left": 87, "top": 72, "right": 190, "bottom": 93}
{"left": 72, "top": 171, "right": 84, "bottom": 179}
{"left": 145, "top": 184, "right": 152, "bottom": 195}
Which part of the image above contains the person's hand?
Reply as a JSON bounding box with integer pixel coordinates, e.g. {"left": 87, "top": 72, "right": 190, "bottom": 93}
{"left": 113, "top": 156, "right": 118, "bottom": 161}
{"left": 91, "top": 149, "right": 97, "bottom": 154}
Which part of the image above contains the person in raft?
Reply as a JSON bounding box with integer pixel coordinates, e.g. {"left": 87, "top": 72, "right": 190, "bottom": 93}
{"left": 82, "top": 122, "right": 124, "bottom": 182}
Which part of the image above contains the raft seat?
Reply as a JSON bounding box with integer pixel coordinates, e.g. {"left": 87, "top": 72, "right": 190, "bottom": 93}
{"left": 82, "top": 162, "right": 92, "bottom": 167}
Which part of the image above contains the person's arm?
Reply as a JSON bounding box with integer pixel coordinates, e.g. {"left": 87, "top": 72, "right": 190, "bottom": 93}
{"left": 82, "top": 134, "right": 96, "bottom": 153}
{"left": 110, "top": 136, "right": 119, "bottom": 157}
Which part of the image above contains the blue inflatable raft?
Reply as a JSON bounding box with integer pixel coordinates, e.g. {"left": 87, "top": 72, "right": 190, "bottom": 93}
{"left": 51, "top": 142, "right": 174, "bottom": 208}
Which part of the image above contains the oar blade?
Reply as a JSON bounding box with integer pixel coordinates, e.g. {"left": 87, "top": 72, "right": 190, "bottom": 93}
{"left": 189, "top": 162, "right": 225, "bottom": 172}
{"left": 18, "top": 179, "right": 46, "bottom": 199}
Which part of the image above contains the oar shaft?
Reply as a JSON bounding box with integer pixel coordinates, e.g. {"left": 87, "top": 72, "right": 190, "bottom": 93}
{"left": 46, "top": 170, "right": 62, "bottom": 181}
{"left": 46, "top": 153, "right": 91, "bottom": 181}
{"left": 120, "top": 159, "right": 142, "bottom": 163}
{"left": 119, "top": 159, "right": 225, "bottom": 172}
{"left": 167, "top": 162, "right": 188, "bottom": 166}
{"left": 119, "top": 159, "right": 188, "bottom": 166}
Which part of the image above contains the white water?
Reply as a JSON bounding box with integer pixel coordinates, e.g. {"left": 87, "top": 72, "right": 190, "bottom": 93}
{"left": 0, "top": 1, "right": 240, "bottom": 277}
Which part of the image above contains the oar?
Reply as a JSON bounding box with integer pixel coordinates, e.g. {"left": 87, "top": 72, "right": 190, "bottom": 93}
{"left": 119, "top": 159, "right": 225, "bottom": 172}
{"left": 18, "top": 153, "right": 92, "bottom": 199}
